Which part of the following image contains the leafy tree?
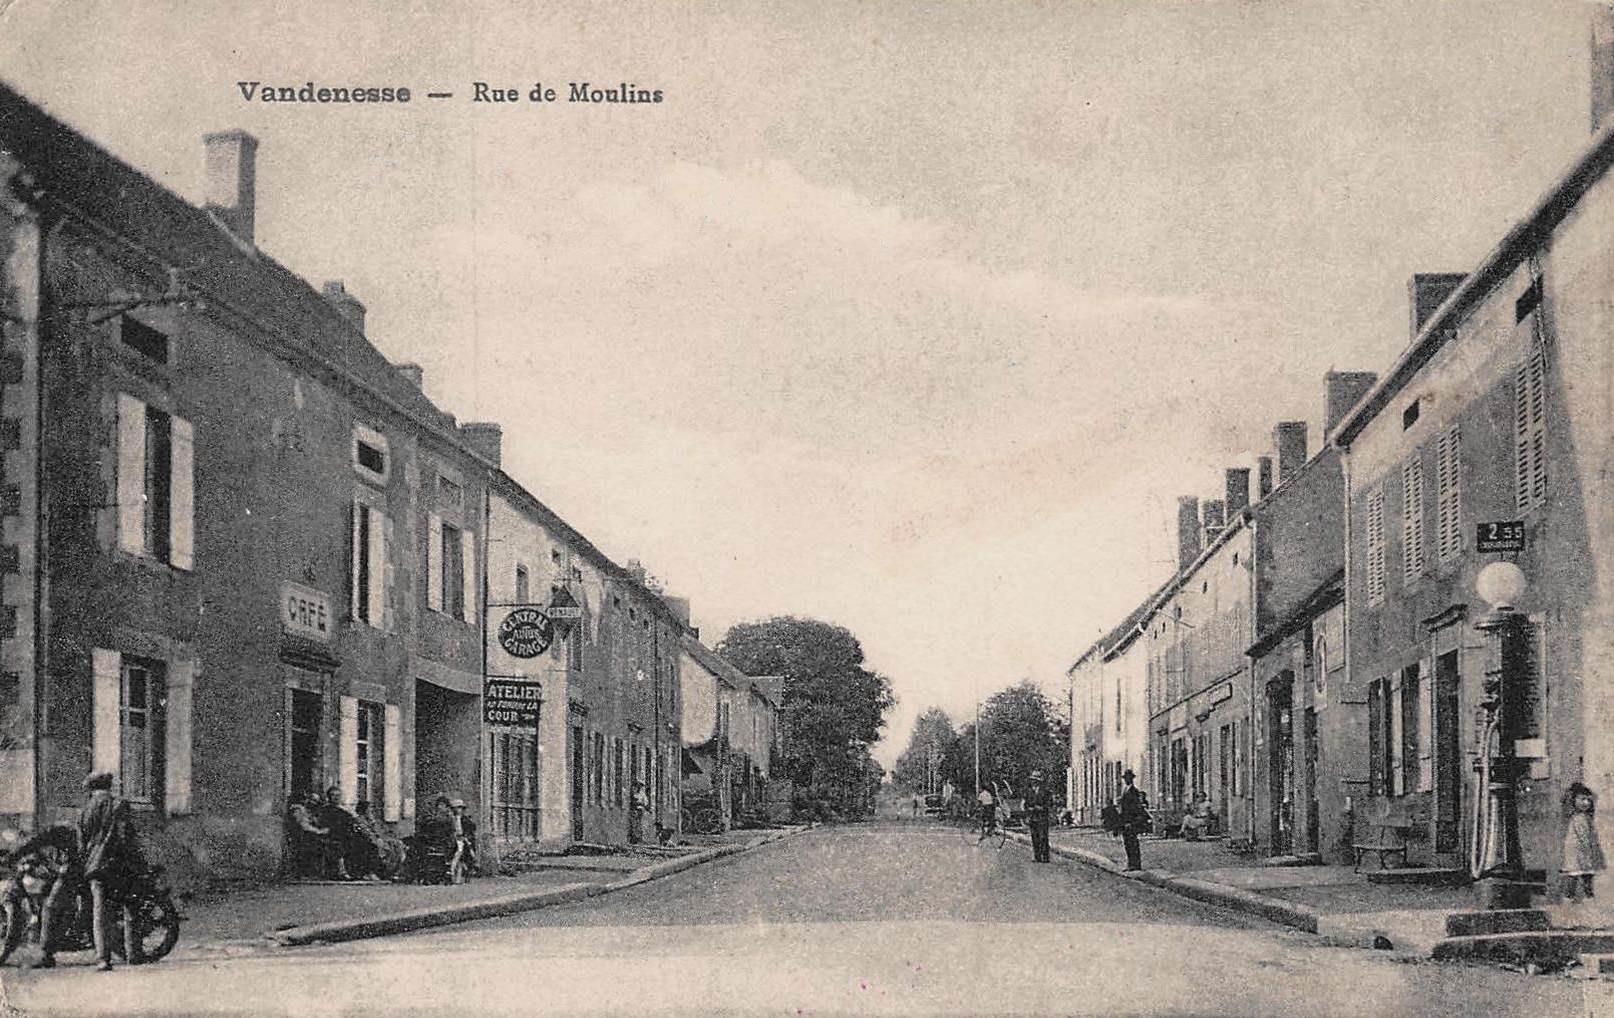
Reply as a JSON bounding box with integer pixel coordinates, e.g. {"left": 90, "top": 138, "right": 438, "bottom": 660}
{"left": 717, "top": 617, "right": 895, "bottom": 800}
{"left": 973, "top": 680, "right": 1067, "bottom": 796}
{"left": 893, "top": 707, "right": 958, "bottom": 794}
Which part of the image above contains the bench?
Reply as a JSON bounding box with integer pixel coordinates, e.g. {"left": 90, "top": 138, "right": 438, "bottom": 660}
{"left": 1352, "top": 801, "right": 1413, "bottom": 872}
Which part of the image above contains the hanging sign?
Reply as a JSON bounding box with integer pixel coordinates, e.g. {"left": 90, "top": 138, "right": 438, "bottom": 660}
{"left": 547, "top": 585, "right": 582, "bottom": 638}
{"left": 1476, "top": 521, "right": 1525, "bottom": 553}
{"left": 497, "top": 606, "right": 554, "bottom": 658}
{"left": 484, "top": 677, "right": 542, "bottom": 726}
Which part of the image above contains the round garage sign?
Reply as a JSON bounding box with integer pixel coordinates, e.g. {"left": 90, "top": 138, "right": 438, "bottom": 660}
{"left": 497, "top": 606, "right": 554, "bottom": 658}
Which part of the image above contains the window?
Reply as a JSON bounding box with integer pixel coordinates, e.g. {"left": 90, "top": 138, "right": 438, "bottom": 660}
{"left": 352, "top": 424, "right": 389, "bottom": 484}
{"left": 1367, "top": 677, "right": 1390, "bottom": 797}
{"left": 116, "top": 394, "right": 193, "bottom": 569}
{"left": 1515, "top": 343, "right": 1548, "bottom": 513}
{"left": 0, "top": 671, "right": 19, "bottom": 751}
{"left": 1401, "top": 452, "right": 1425, "bottom": 583}
{"left": 1401, "top": 399, "right": 1420, "bottom": 430}
{"left": 613, "top": 738, "right": 625, "bottom": 807}
{"left": 1435, "top": 424, "right": 1462, "bottom": 564}
{"left": 515, "top": 565, "right": 530, "bottom": 604}
{"left": 1365, "top": 487, "right": 1386, "bottom": 607}
{"left": 1400, "top": 663, "right": 1421, "bottom": 796}
{"left": 490, "top": 730, "right": 540, "bottom": 840}
{"left": 93, "top": 649, "right": 192, "bottom": 814}
{"left": 427, "top": 513, "right": 477, "bottom": 623}
{"left": 120, "top": 656, "right": 166, "bottom": 805}
{"left": 349, "top": 500, "right": 388, "bottom": 628}
{"left": 339, "top": 696, "right": 400, "bottom": 820}
{"left": 592, "top": 732, "right": 606, "bottom": 805}
{"left": 119, "top": 315, "right": 169, "bottom": 364}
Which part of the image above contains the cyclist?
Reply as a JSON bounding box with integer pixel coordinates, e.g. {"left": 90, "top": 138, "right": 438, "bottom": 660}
{"left": 976, "top": 785, "right": 997, "bottom": 837}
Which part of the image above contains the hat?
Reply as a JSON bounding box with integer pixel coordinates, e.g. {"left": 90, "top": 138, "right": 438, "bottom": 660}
{"left": 1121, "top": 769, "right": 1136, "bottom": 781}
{"left": 83, "top": 772, "right": 113, "bottom": 792}
{"left": 1030, "top": 770, "right": 1044, "bottom": 780}
{"left": 448, "top": 798, "right": 467, "bottom": 809}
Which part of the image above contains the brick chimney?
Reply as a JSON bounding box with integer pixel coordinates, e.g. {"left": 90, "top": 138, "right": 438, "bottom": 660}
{"left": 1324, "top": 371, "right": 1378, "bottom": 436}
{"left": 1594, "top": 3, "right": 1614, "bottom": 133}
{"left": 460, "top": 422, "right": 502, "bottom": 466}
{"left": 321, "top": 281, "right": 366, "bottom": 334}
{"left": 396, "top": 363, "right": 424, "bottom": 388}
{"left": 1275, "top": 422, "right": 1307, "bottom": 484}
{"left": 1225, "top": 467, "right": 1251, "bottom": 519}
{"left": 1257, "top": 456, "right": 1274, "bottom": 499}
{"left": 1176, "top": 496, "right": 1201, "bottom": 572}
{"left": 203, "top": 130, "right": 258, "bottom": 244}
{"left": 1408, "top": 274, "right": 1465, "bottom": 338}
{"left": 1202, "top": 499, "right": 1225, "bottom": 544}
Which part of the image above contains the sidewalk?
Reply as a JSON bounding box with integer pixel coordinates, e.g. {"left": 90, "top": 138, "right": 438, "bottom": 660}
{"left": 167, "top": 825, "right": 808, "bottom": 956}
{"left": 1037, "top": 827, "right": 1477, "bottom": 957}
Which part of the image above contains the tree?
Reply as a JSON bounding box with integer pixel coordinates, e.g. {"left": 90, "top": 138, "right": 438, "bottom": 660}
{"left": 893, "top": 707, "right": 958, "bottom": 794}
{"left": 717, "top": 617, "right": 895, "bottom": 803}
{"left": 974, "top": 680, "right": 1067, "bottom": 796}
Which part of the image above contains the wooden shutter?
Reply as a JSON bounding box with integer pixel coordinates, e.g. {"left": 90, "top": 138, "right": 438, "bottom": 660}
{"left": 366, "top": 507, "right": 386, "bottom": 627}
{"left": 1401, "top": 454, "right": 1424, "bottom": 581}
{"left": 383, "top": 703, "right": 402, "bottom": 822}
{"left": 1435, "top": 425, "right": 1461, "bottom": 563}
{"left": 427, "top": 513, "right": 443, "bottom": 612}
{"left": 348, "top": 502, "right": 362, "bottom": 621}
{"left": 1367, "top": 679, "right": 1384, "bottom": 797}
{"left": 461, "top": 528, "right": 478, "bottom": 624}
{"left": 92, "top": 649, "right": 122, "bottom": 786}
{"left": 169, "top": 417, "right": 194, "bottom": 570}
{"left": 1365, "top": 488, "right": 1386, "bottom": 606}
{"left": 165, "top": 657, "right": 194, "bottom": 815}
{"left": 116, "top": 394, "right": 146, "bottom": 555}
{"left": 1389, "top": 676, "right": 1404, "bottom": 796}
{"left": 1528, "top": 345, "right": 1547, "bottom": 508}
{"left": 381, "top": 514, "right": 396, "bottom": 633}
{"left": 339, "top": 695, "right": 359, "bottom": 807}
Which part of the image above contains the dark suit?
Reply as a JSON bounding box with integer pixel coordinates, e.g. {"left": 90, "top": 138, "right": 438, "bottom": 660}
{"left": 1119, "top": 784, "right": 1148, "bottom": 871}
{"left": 1025, "top": 781, "right": 1053, "bottom": 863}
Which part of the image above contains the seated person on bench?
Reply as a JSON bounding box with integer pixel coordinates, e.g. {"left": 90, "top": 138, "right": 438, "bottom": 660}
{"left": 1181, "top": 792, "right": 1215, "bottom": 841}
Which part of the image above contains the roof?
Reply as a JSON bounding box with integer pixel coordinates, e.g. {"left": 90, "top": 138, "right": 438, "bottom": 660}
{"left": 680, "top": 634, "right": 750, "bottom": 692}
{"left": 1334, "top": 115, "right": 1614, "bottom": 447}
{"left": 489, "top": 470, "right": 693, "bottom": 633}
{"left": 0, "top": 81, "right": 478, "bottom": 462}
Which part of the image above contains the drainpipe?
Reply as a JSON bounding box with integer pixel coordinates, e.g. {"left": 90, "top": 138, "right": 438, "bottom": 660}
{"left": 479, "top": 480, "right": 491, "bottom": 840}
{"left": 33, "top": 208, "right": 61, "bottom": 827}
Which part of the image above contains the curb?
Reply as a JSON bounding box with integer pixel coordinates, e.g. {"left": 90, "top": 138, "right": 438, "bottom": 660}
{"left": 1009, "top": 832, "right": 1320, "bottom": 935}
{"left": 268, "top": 825, "right": 810, "bottom": 947}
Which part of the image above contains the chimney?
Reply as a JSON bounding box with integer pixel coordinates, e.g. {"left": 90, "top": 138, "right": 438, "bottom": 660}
{"left": 202, "top": 130, "right": 258, "bottom": 244}
{"left": 459, "top": 422, "right": 502, "bottom": 466}
{"left": 1594, "top": 4, "right": 1614, "bottom": 133}
{"left": 1201, "top": 499, "right": 1225, "bottom": 544}
{"left": 1176, "top": 496, "right": 1201, "bottom": 572}
{"left": 1257, "top": 456, "right": 1274, "bottom": 499}
{"left": 1225, "top": 467, "right": 1251, "bottom": 519}
{"left": 1407, "top": 273, "right": 1465, "bottom": 339}
{"left": 1324, "top": 371, "right": 1379, "bottom": 435}
{"left": 1275, "top": 421, "right": 1308, "bottom": 483}
{"left": 396, "top": 363, "right": 424, "bottom": 388}
{"left": 664, "top": 596, "right": 692, "bottom": 626}
{"left": 321, "top": 281, "right": 366, "bottom": 334}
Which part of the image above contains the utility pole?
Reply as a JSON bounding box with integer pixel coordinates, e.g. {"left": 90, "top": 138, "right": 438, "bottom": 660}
{"left": 974, "top": 700, "right": 981, "bottom": 795}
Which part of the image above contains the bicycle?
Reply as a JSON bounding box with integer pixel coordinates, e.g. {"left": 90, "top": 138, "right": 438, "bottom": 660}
{"left": 959, "top": 812, "right": 1008, "bottom": 849}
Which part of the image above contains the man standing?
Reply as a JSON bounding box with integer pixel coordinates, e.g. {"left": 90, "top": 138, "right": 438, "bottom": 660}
{"left": 1025, "top": 770, "right": 1053, "bottom": 863}
{"left": 79, "top": 772, "right": 140, "bottom": 971}
{"left": 976, "top": 784, "right": 996, "bottom": 836}
{"left": 1118, "top": 769, "right": 1149, "bottom": 872}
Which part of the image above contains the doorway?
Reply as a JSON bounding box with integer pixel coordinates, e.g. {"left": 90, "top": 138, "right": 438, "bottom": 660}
{"left": 1268, "top": 678, "right": 1294, "bottom": 855}
{"left": 1302, "top": 707, "right": 1319, "bottom": 854}
{"left": 287, "top": 687, "right": 323, "bottom": 800}
{"left": 571, "top": 725, "right": 585, "bottom": 841}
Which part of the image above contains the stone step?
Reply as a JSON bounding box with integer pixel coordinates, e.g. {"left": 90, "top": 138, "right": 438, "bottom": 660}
{"left": 1259, "top": 853, "right": 1323, "bottom": 868}
{"left": 1433, "top": 930, "right": 1614, "bottom": 968}
{"left": 1445, "top": 908, "right": 1551, "bottom": 937}
{"left": 1573, "top": 953, "right": 1614, "bottom": 979}
{"left": 1364, "top": 867, "right": 1468, "bottom": 886}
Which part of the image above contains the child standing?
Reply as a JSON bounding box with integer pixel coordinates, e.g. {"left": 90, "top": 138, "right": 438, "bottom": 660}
{"left": 1563, "top": 781, "right": 1606, "bottom": 902}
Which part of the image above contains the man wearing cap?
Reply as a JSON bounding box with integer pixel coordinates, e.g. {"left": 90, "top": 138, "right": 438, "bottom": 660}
{"left": 1025, "top": 769, "right": 1053, "bottom": 863}
{"left": 77, "top": 771, "right": 140, "bottom": 971}
{"left": 1118, "top": 769, "right": 1149, "bottom": 872}
{"left": 446, "top": 798, "right": 477, "bottom": 883}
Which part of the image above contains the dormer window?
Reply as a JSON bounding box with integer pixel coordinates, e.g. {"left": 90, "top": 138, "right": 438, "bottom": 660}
{"left": 352, "top": 423, "right": 389, "bottom": 485}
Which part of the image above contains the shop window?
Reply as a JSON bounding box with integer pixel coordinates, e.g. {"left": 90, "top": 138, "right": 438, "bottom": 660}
{"left": 491, "top": 730, "right": 540, "bottom": 840}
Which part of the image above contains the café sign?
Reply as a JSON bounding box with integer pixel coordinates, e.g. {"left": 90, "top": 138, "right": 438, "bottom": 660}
{"left": 484, "top": 678, "right": 542, "bottom": 726}
{"left": 497, "top": 605, "right": 554, "bottom": 659}
{"left": 280, "top": 582, "right": 332, "bottom": 642}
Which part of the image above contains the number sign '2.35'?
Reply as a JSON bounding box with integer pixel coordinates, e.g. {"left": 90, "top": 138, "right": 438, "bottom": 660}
{"left": 1476, "top": 521, "right": 1525, "bottom": 554}
{"left": 497, "top": 605, "right": 554, "bottom": 658}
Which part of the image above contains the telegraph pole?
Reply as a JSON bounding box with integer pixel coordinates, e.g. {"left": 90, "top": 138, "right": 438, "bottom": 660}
{"left": 974, "top": 700, "right": 981, "bottom": 794}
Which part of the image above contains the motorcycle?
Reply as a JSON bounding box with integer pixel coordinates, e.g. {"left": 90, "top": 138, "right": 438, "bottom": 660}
{"left": 7, "top": 851, "right": 182, "bottom": 963}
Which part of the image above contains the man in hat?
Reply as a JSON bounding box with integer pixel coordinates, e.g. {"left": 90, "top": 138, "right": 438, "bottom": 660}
{"left": 77, "top": 771, "right": 140, "bottom": 971}
{"left": 446, "top": 798, "right": 477, "bottom": 883}
{"left": 1025, "top": 769, "right": 1053, "bottom": 863}
{"left": 1118, "top": 769, "right": 1149, "bottom": 872}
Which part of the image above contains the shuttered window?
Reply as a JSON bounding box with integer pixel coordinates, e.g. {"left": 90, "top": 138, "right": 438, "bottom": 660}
{"left": 1515, "top": 343, "right": 1548, "bottom": 513}
{"left": 1401, "top": 452, "right": 1425, "bottom": 583}
{"left": 349, "top": 501, "right": 389, "bottom": 628}
{"left": 116, "top": 394, "right": 193, "bottom": 569}
{"left": 1365, "top": 487, "right": 1386, "bottom": 607}
{"left": 90, "top": 648, "right": 191, "bottom": 814}
{"left": 1435, "top": 424, "right": 1461, "bottom": 564}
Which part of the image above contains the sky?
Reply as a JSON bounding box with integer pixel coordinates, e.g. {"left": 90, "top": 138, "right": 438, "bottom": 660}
{"left": 0, "top": 0, "right": 1597, "bottom": 767}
